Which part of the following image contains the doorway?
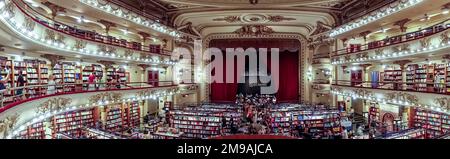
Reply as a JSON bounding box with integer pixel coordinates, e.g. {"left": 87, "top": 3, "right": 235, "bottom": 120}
{"left": 351, "top": 70, "right": 363, "bottom": 86}
{"left": 148, "top": 70, "right": 159, "bottom": 86}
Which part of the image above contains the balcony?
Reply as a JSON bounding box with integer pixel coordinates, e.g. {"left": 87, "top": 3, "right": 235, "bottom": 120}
{"left": 332, "top": 80, "right": 449, "bottom": 95}
{"left": 331, "top": 80, "right": 450, "bottom": 114}
{"left": 0, "top": 81, "right": 198, "bottom": 139}
{"left": 0, "top": 0, "right": 176, "bottom": 65}
{"left": 332, "top": 20, "right": 450, "bottom": 65}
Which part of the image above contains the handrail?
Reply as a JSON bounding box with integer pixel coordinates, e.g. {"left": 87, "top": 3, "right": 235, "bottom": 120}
{"left": 332, "top": 19, "right": 450, "bottom": 57}
{"left": 12, "top": 0, "right": 170, "bottom": 56}
{"left": 332, "top": 80, "right": 449, "bottom": 95}
{"left": 0, "top": 81, "right": 179, "bottom": 111}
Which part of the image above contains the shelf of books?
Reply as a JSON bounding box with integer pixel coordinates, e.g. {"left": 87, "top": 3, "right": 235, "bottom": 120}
{"left": 128, "top": 102, "right": 140, "bottom": 127}
{"left": 415, "top": 64, "right": 428, "bottom": 92}
{"left": 406, "top": 64, "right": 417, "bottom": 91}
{"left": 62, "top": 63, "right": 76, "bottom": 92}
{"left": 93, "top": 64, "right": 103, "bottom": 79}
{"left": 447, "top": 63, "right": 450, "bottom": 93}
{"left": 116, "top": 68, "right": 127, "bottom": 83}
{"left": 53, "top": 63, "right": 63, "bottom": 93}
{"left": 106, "top": 67, "right": 116, "bottom": 82}
{"left": 52, "top": 109, "right": 95, "bottom": 138}
{"left": 269, "top": 111, "right": 292, "bottom": 135}
{"left": 0, "top": 58, "right": 13, "bottom": 104}
{"left": 106, "top": 106, "right": 124, "bottom": 131}
{"left": 292, "top": 110, "right": 341, "bottom": 135}
{"left": 383, "top": 65, "right": 402, "bottom": 89}
{"left": 182, "top": 104, "right": 242, "bottom": 133}
{"left": 170, "top": 110, "right": 222, "bottom": 139}
{"left": 16, "top": 122, "right": 46, "bottom": 139}
{"left": 413, "top": 108, "right": 450, "bottom": 139}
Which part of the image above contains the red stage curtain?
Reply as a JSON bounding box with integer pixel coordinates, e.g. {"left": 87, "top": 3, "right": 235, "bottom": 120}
{"left": 209, "top": 39, "right": 300, "bottom": 103}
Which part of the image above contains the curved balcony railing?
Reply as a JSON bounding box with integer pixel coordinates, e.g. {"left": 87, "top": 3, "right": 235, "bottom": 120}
{"left": 332, "top": 20, "right": 450, "bottom": 57}
{"left": 17, "top": 0, "right": 170, "bottom": 56}
{"left": 332, "top": 80, "right": 449, "bottom": 95}
{"left": 0, "top": 81, "right": 176, "bottom": 112}
{"left": 0, "top": 0, "right": 175, "bottom": 65}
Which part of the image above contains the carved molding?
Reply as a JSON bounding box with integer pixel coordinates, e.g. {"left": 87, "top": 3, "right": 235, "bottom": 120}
{"left": 74, "top": 40, "right": 87, "bottom": 50}
{"left": 420, "top": 37, "right": 431, "bottom": 48}
{"left": 0, "top": 113, "right": 19, "bottom": 139}
{"left": 36, "top": 98, "right": 73, "bottom": 115}
{"left": 434, "top": 97, "right": 449, "bottom": 109}
{"left": 234, "top": 25, "right": 274, "bottom": 37}
{"left": 40, "top": 54, "right": 65, "bottom": 67}
{"left": 89, "top": 92, "right": 123, "bottom": 103}
{"left": 386, "top": 92, "right": 419, "bottom": 105}
{"left": 267, "top": 15, "right": 296, "bottom": 22}
{"left": 213, "top": 16, "right": 241, "bottom": 23}
{"left": 23, "top": 17, "right": 36, "bottom": 31}
{"left": 441, "top": 31, "right": 449, "bottom": 45}
{"left": 97, "top": 60, "right": 115, "bottom": 69}
{"left": 97, "top": 44, "right": 117, "bottom": 55}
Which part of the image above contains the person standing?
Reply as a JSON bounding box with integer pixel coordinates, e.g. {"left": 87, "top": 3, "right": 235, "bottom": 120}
{"left": 88, "top": 72, "right": 96, "bottom": 91}
{"left": 16, "top": 71, "right": 27, "bottom": 100}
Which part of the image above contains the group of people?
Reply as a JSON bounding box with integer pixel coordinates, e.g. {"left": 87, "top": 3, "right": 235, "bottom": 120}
{"left": 236, "top": 94, "right": 277, "bottom": 108}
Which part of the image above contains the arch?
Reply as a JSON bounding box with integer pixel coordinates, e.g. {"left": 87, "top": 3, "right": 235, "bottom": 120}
{"left": 314, "top": 44, "right": 330, "bottom": 55}
{"left": 202, "top": 33, "right": 308, "bottom": 102}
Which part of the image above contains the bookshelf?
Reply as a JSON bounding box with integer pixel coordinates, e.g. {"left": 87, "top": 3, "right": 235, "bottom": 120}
{"left": 63, "top": 63, "right": 76, "bottom": 92}
{"left": 292, "top": 110, "right": 341, "bottom": 135}
{"left": 170, "top": 110, "right": 222, "bottom": 139}
{"left": 116, "top": 68, "right": 127, "bottom": 83}
{"left": 52, "top": 109, "right": 95, "bottom": 138}
{"left": 0, "top": 58, "right": 13, "bottom": 104}
{"left": 413, "top": 108, "right": 450, "bottom": 139}
{"left": 414, "top": 64, "right": 428, "bottom": 92}
{"left": 17, "top": 122, "right": 46, "bottom": 139}
{"left": 106, "top": 106, "right": 124, "bottom": 131}
{"left": 53, "top": 63, "right": 63, "bottom": 93}
{"left": 269, "top": 111, "right": 292, "bottom": 134}
{"left": 106, "top": 67, "right": 116, "bottom": 82}
{"left": 383, "top": 65, "right": 402, "bottom": 90}
{"left": 434, "top": 64, "right": 446, "bottom": 93}
{"left": 182, "top": 104, "right": 242, "bottom": 133}
{"left": 406, "top": 64, "right": 417, "bottom": 91}
{"left": 447, "top": 63, "right": 450, "bottom": 93}
{"left": 128, "top": 102, "right": 140, "bottom": 127}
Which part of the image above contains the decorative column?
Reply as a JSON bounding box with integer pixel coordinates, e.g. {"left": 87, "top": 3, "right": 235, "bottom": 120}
{"left": 40, "top": 54, "right": 65, "bottom": 68}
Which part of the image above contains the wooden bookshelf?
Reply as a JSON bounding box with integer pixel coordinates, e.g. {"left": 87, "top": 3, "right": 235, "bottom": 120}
{"left": 17, "top": 122, "right": 46, "bottom": 139}
{"left": 52, "top": 109, "right": 95, "bottom": 138}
